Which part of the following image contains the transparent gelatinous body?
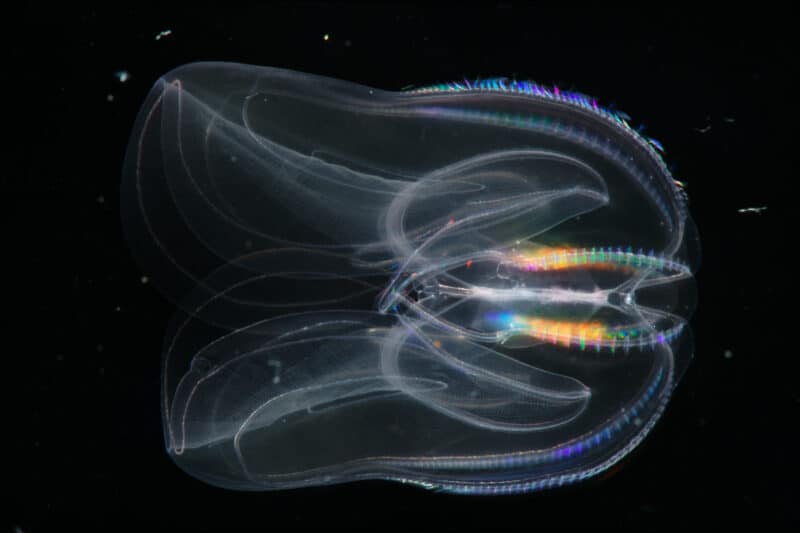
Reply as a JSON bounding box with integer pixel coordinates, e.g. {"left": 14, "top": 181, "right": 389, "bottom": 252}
{"left": 121, "top": 63, "right": 699, "bottom": 494}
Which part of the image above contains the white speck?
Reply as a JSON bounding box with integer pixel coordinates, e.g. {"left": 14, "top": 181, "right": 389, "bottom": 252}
{"left": 140, "top": 275, "right": 149, "bottom": 284}
{"left": 323, "top": 33, "right": 330, "bottom": 41}
{"left": 106, "top": 94, "right": 114, "bottom": 102}
{"left": 97, "top": 195, "right": 105, "bottom": 204}
{"left": 230, "top": 155, "right": 238, "bottom": 163}
{"left": 115, "top": 306, "right": 121, "bottom": 312}
{"left": 268, "top": 359, "right": 282, "bottom": 384}
{"left": 693, "top": 124, "right": 712, "bottom": 134}
{"left": 633, "top": 417, "right": 642, "bottom": 426}
{"left": 738, "top": 206, "right": 767, "bottom": 214}
{"left": 114, "top": 70, "right": 130, "bottom": 83}
{"left": 723, "top": 117, "right": 736, "bottom": 123}
{"left": 723, "top": 349, "right": 733, "bottom": 359}
{"left": 155, "top": 29, "right": 173, "bottom": 41}
{"left": 345, "top": 39, "right": 352, "bottom": 47}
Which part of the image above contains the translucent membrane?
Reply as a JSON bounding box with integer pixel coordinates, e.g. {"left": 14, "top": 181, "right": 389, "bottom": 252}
{"left": 121, "top": 63, "right": 699, "bottom": 493}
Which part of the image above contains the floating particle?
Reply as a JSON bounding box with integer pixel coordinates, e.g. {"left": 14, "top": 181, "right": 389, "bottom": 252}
{"left": 345, "top": 39, "right": 352, "bottom": 47}
{"left": 140, "top": 275, "right": 149, "bottom": 284}
{"left": 723, "top": 117, "right": 735, "bottom": 123}
{"left": 106, "top": 94, "right": 114, "bottom": 102}
{"left": 693, "top": 124, "right": 712, "bottom": 134}
{"left": 97, "top": 195, "right": 105, "bottom": 204}
{"left": 267, "top": 359, "right": 282, "bottom": 384}
{"left": 114, "top": 70, "right": 130, "bottom": 83}
{"left": 323, "top": 33, "right": 330, "bottom": 41}
{"left": 737, "top": 206, "right": 767, "bottom": 214}
{"left": 723, "top": 349, "right": 733, "bottom": 359}
{"left": 155, "top": 29, "right": 173, "bottom": 41}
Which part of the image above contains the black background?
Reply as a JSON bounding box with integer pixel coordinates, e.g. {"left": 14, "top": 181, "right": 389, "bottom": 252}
{"left": 13, "top": 4, "right": 794, "bottom": 530}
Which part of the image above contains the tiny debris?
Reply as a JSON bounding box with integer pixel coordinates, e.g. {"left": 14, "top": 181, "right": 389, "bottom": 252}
{"left": 155, "top": 29, "right": 173, "bottom": 41}
{"left": 323, "top": 33, "right": 330, "bottom": 41}
{"left": 106, "top": 94, "right": 114, "bottom": 102}
{"left": 114, "top": 70, "right": 130, "bottom": 83}
{"left": 723, "top": 117, "right": 736, "bottom": 123}
{"left": 140, "top": 275, "right": 149, "bottom": 284}
{"left": 723, "top": 349, "right": 733, "bottom": 359}
{"left": 693, "top": 124, "right": 712, "bottom": 134}
{"left": 267, "top": 359, "right": 282, "bottom": 384}
{"left": 737, "top": 206, "right": 767, "bottom": 214}
{"left": 97, "top": 195, "right": 105, "bottom": 204}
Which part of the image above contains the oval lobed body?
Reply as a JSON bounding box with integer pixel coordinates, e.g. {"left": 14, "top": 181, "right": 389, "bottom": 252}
{"left": 121, "top": 62, "right": 699, "bottom": 493}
